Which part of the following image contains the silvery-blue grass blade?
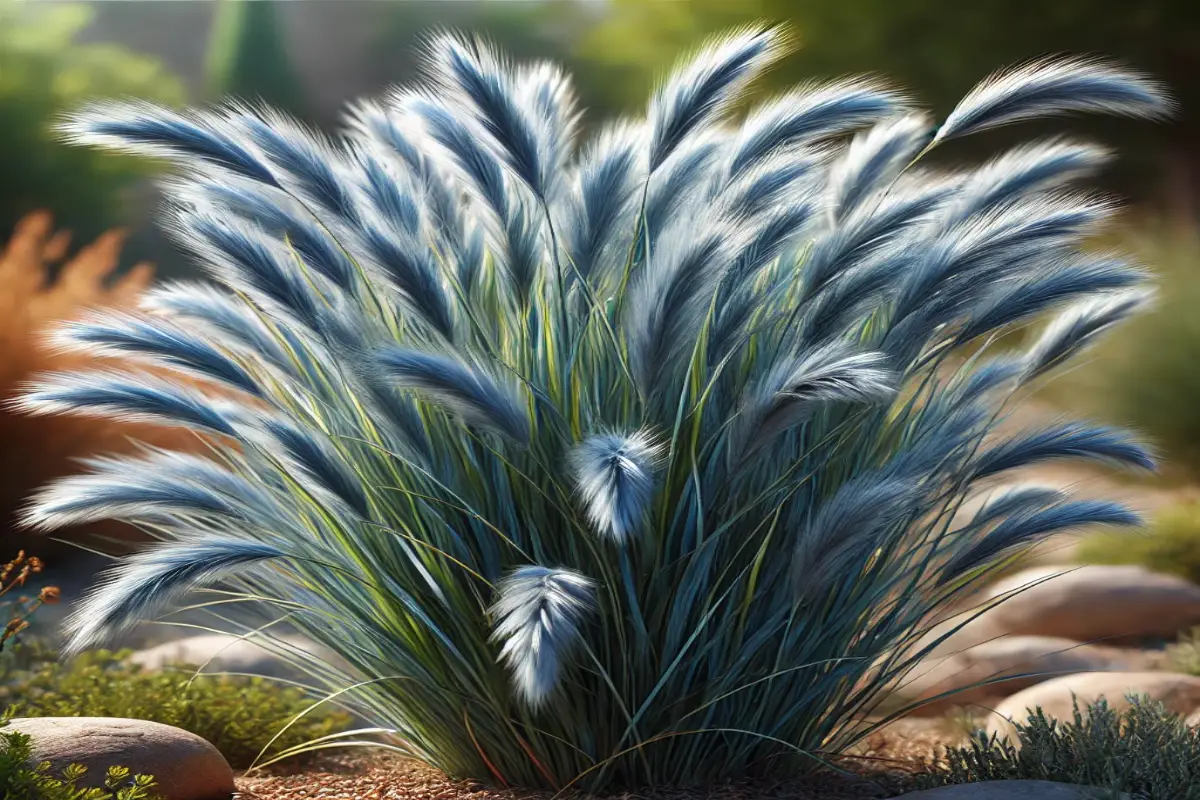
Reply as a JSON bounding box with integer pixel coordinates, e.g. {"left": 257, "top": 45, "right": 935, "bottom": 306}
{"left": 564, "top": 121, "right": 645, "bottom": 282}
{"left": 344, "top": 99, "right": 426, "bottom": 176}
{"left": 624, "top": 222, "right": 738, "bottom": 395}
{"left": 425, "top": 33, "right": 550, "bottom": 199}
{"left": 970, "top": 421, "right": 1156, "bottom": 481}
{"left": 955, "top": 255, "right": 1146, "bottom": 345}
{"left": 53, "top": 312, "right": 262, "bottom": 397}
{"left": 970, "top": 484, "right": 1068, "bottom": 529}
{"left": 62, "top": 537, "right": 289, "bottom": 657}
{"left": 729, "top": 78, "right": 908, "bottom": 178}
{"left": 887, "top": 400, "right": 991, "bottom": 480}
{"left": 791, "top": 474, "right": 919, "bottom": 604}
{"left": 570, "top": 431, "right": 661, "bottom": 544}
{"left": 827, "top": 114, "right": 931, "bottom": 221}
{"left": 721, "top": 146, "right": 826, "bottom": 220}
{"left": 17, "top": 370, "right": 243, "bottom": 438}
{"left": 58, "top": 101, "right": 278, "bottom": 185}
{"left": 942, "top": 499, "right": 1139, "bottom": 584}
{"left": 709, "top": 200, "right": 820, "bottom": 355}
{"left": 504, "top": 194, "right": 549, "bottom": 305}
{"left": 377, "top": 346, "right": 529, "bottom": 443}
{"left": 802, "top": 174, "right": 956, "bottom": 300}
{"left": 231, "top": 107, "right": 361, "bottom": 223}
{"left": 956, "top": 357, "right": 1025, "bottom": 399}
{"left": 23, "top": 451, "right": 275, "bottom": 531}
{"left": 940, "top": 139, "right": 1111, "bottom": 226}
{"left": 171, "top": 208, "right": 324, "bottom": 330}
{"left": 1022, "top": 288, "right": 1154, "bottom": 382}
{"left": 647, "top": 24, "right": 786, "bottom": 171}
{"left": 490, "top": 565, "right": 595, "bottom": 708}
{"left": 255, "top": 417, "right": 372, "bottom": 519}
{"left": 403, "top": 92, "right": 545, "bottom": 299}
{"left": 934, "top": 57, "right": 1171, "bottom": 144}
{"left": 349, "top": 145, "right": 422, "bottom": 237}
{"left": 458, "top": 222, "right": 486, "bottom": 300}
{"left": 735, "top": 346, "right": 895, "bottom": 457}
{"left": 644, "top": 129, "right": 725, "bottom": 238}
{"left": 139, "top": 283, "right": 295, "bottom": 375}
{"left": 890, "top": 193, "right": 1117, "bottom": 328}
{"left": 345, "top": 100, "right": 468, "bottom": 257}
{"left": 796, "top": 252, "right": 899, "bottom": 346}
{"left": 402, "top": 93, "right": 510, "bottom": 218}
{"left": 352, "top": 208, "right": 456, "bottom": 340}
{"left": 514, "top": 60, "right": 581, "bottom": 199}
{"left": 175, "top": 175, "right": 359, "bottom": 294}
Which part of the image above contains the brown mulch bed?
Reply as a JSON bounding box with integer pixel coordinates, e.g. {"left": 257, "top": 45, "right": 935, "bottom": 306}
{"left": 234, "top": 719, "right": 964, "bottom": 800}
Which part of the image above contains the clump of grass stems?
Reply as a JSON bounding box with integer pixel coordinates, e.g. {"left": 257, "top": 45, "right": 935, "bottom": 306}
{"left": 23, "top": 25, "right": 1170, "bottom": 791}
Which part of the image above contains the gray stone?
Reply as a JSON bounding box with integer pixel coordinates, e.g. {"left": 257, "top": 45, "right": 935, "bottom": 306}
{"left": 894, "top": 781, "right": 1128, "bottom": 798}
{"left": 6, "top": 717, "right": 234, "bottom": 800}
{"left": 896, "top": 636, "right": 1137, "bottom": 715}
{"left": 128, "top": 633, "right": 343, "bottom": 680}
{"left": 920, "top": 566, "right": 1200, "bottom": 657}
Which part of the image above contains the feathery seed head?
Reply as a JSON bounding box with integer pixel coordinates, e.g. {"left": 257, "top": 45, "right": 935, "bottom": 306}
{"left": 571, "top": 431, "right": 662, "bottom": 544}
{"left": 490, "top": 566, "right": 595, "bottom": 708}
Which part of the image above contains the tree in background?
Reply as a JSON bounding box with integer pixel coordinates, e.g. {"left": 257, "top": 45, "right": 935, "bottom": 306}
{"left": 0, "top": 1, "right": 183, "bottom": 244}
{"left": 205, "top": 0, "right": 308, "bottom": 116}
{"left": 579, "top": 0, "right": 1199, "bottom": 213}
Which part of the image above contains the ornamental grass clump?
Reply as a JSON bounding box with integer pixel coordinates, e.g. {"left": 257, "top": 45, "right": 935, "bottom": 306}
{"left": 23, "top": 25, "right": 1170, "bottom": 790}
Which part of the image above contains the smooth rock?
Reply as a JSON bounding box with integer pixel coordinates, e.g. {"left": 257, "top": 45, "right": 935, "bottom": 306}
{"left": 897, "top": 637, "right": 1136, "bottom": 715}
{"left": 987, "top": 671, "right": 1200, "bottom": 741}
{"left": 129, "top": 633, "right": 344, "bottom": 680}
{"left": 6, "top": 717, "right": 234, "bottom": 800}
{"left": 894, "top": 781, "right": 1128, "bottom": 798}
{"left": 921, "top": 565, "right": 1200, "bottom": 657}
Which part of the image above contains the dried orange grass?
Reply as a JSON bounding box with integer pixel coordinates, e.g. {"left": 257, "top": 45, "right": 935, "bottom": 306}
{"left": 0, "top": 212, "right": 195, "bottom": 544}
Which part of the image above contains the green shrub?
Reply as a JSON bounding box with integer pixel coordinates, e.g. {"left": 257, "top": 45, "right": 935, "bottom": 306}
{"left": 2, "top": 650, "right": 350, "bottom": 770}
{"left": 916, "top": 696, "right": 1200, "bottom": 799}
{"left": 0, "top": 1, "right": 183, "bottom": 242}
{"left": 1078, "top": 501, "right": 1200, "bottom": 584}
{"left": 29, "top": 26, "right": 1167, "bottom": 791}
{"left": 0, "top": 706, "right": 161, "bottom": 800}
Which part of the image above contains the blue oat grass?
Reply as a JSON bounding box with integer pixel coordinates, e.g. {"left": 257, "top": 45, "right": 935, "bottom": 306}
{"left": 22, "top": 24, "right": 1169, "bottom": 790}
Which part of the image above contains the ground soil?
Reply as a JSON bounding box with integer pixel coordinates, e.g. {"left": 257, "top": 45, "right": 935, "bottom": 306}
{"left": 233, "top": 719, "right": 966, "bottom": 800}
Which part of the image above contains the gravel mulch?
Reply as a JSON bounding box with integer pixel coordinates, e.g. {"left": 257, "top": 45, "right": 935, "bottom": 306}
{"left": 234, "top": 718, "right": 964, "bottom": 800}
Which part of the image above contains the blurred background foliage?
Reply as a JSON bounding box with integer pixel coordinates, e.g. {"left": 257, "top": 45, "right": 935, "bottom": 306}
{"left": 205, "top": 0, "right": 308, "bottom": 115}
{"left": 0, "top": 1, "right": 183, "bottom": 251}
{"left": 578, "top": 0, "right": 1200, "bottom": 215}
{"left": 578, "top": 0, "right": 1200, "bottom": 214}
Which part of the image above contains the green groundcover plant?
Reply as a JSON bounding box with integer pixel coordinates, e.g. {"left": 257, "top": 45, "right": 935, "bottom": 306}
{"left": 3, "top": 649, "right": 350, "bottom": 770}
{"left": 19, "top": 24, "right": 1171, "bottom": 791}
{"left": 917, "top": 696, "right": 1200, "bottom": 799}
